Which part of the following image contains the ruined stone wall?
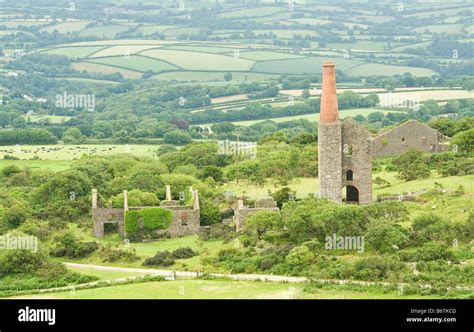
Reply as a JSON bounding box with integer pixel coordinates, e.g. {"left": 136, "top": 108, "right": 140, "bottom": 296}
{"left": 372, "top": 120, "right": 449, "bottom": 158}
{"left": 234, "top": 207, "right": 280, "bottom": 232}
{"left": 341, "top": 118, "right": 373, "bottom": 204}
{"left": 233, "top": 198, "right": 279, "bottom": 231}
{"left": 318, "top": 122, "right": 342, "bottom": 203}
{"left": 162, "top": 206, "right": 200, "bottom": 237}
{"left": 92, "top": 208, "right": 125, "bottom": 238}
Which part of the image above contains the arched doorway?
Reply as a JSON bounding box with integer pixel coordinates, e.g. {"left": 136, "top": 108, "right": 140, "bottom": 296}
{"left": 344, "top": 185, "right": 359, "bottom": 203}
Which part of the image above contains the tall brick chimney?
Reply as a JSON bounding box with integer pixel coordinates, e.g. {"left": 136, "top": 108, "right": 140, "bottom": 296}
{"left": 320, "top": 61, "right": 339, "bottom": 124}
{"left": 318, "top": 61, "right": 342, "bottom": 203}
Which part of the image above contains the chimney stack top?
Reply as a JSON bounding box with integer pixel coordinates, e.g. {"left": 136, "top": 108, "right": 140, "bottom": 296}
{"left": 319, "top": 62, "right": 339, "bottom": 124}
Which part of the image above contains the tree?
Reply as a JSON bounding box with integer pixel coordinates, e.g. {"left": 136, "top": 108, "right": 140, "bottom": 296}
{"left": 271, "top": 187, "right": 296, "bottom": 208}
{"left": 224, "top": 72, "right": 233, "bottom": 81}
{"left": 1, "top": 165, "right": 21, "bottom": 177}
{"left": 3, "top": 205, "right": 28, "bottom": 228}
{"left": 12, "top": 117, "right": 27, "bottom": 128}
{"left": 245, "top": 211, "right": 282, "bottom": 239}
{"left": 373, "top": 176, "right": 390, "bottom": 188}
{"left": 112, "top": 189, "right": 159, "bottom": 208}
{"left": 412, "top": 213, "right": 455, "bottom": 243}
{"left": 451, "top": 128, "right": 474, "bottom": 154}
{"left": 200, "top": 199, "right": 221, "bottom": 226}
{"left": 0, "top": 113, "right": 10, "bottom": 128}
{"left": 199, "top": 165, "right": 224, "bottom": 182}
{"left": 62, "top": 128, "right": 84, "bottom": 144}
{"left": 155, "top": 144, "right": 177, "bottom": 156}
{"left": 367, "top": 112, "right": 385, "bottom": 123}
{"left": 366, "top": 219, "right": 408, "bottom": 252}
{"left": 163, "top": 130, "right": 192, "bottom": 145}
{"left": 285, "top": 245, "right": 314, "bottom": 267}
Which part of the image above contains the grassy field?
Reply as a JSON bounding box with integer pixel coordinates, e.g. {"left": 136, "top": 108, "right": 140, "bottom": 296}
{"left": 0, "top": 144, "right": 158, "bottom": 160}
{"left": 79, "top": 25, "right": 130, "bottom": 38}
{"left": 13, "top": 278, "right": 435, "bottom": 299}
{"left": 42, "top": 46, "right": 106, "bottom": 58}
{"left": 205, "top": 108, "right": 397, "bottom": 127}
{"left": 137, "top": 25, "right": 177, "bottom": 35}
{"left": 72, "top": 62, "right": 143, "bottom": 79}
{"left": 42, "top": 21, "right": 90, "bottom": 34}
{"left": 66, "top": 266, "right": 144, "bottom": 280}
{"left": 88, "top": 45, "right": 161, "bottom": 58}
{"left": 165, "top": 45, "right": 240, "bottom": 53}
{"left": 346, "top": 63, "right": 437, "bottom": 77}
{"left": 162, "top": 27, "right": 201, "bottom": 38}
{"left": 238, "top": 50, "right": 304, "bottom": 61}
{"left": 141, "top": 49, "right": 254, "bottom": 71}
{"left": 151, "top": 71, "right": 279, "bottom": 82}
{"left": 218, "top": 7, "right": 285, "bottom": 19}
{"left": 252, "top": 56, "right": 361, "bottom": 74}
{"left": 377, "top": 90, "right": 474, "bottom": 106}
{"left": 0, "top": 159, "right": 72, "bottom": 171}
{"left": 64, "top": 229, "right": 229, "bottom": 272}
{"left": 22, "top": 114, "right": 72, "bottom": 124}
{"left": 222, "top": 172, "right": 474, "bottom": 201}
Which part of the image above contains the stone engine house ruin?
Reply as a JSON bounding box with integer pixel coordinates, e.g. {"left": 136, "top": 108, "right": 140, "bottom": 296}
{"left": 318, "top": 61, "right": 449, "bottom": 205}
{"left": 92, "top": 185, "right": 200, "bottom": 239}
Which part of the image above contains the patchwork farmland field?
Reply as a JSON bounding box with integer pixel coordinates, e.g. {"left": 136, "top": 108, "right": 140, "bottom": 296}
{"left": 41, "top": 46, "right": 107, "bottom": 59}
{"left": 141, "top": 49, "right": 255, "bottom": 71}
{"left": 72, "top": 62, "right": 143, "bottom": 79}
{"left": 86, "top": 55, "right": 178, "bottom": 73}
{"left": 0, "top": 144, "right": 159, "bottom": 160}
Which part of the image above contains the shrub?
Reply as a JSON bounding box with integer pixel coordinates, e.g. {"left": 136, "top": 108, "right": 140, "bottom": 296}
{"left": 285, "top": 245, "right": 314, "bottom": 267}
{"left": 199, "top": 223, "right": 235, "bottom": 241}
{"left": 393, "top": 149, "right": 430, "bottom": 181}
{"left": 398, "top": 243, "right": 457, "bottom": 262}
{"left": 411, "top": 213, "right": 456, "bottom": 244}
{"left": 354, "top": 256, "right": 406, "bottom": 281}
{"left": 143, "top": 251, "right": 174, "bottom": 266}
{"left": 99, "top": 245, "right": 139, "bottom": 263}
{"left": 1, "top": 165, "right": 21, "bottom": 177}
{"left": 3, "top": 206, "right": 28, "bottom": 229}
{"left": 244, "top": 211, "right": 282, "bottom": 239}
{"left": 171, "top": 247, "right": 197, "bottom": 259}
{"left": 200, "top": 199, "right": 221, "bottom": 226}
{"left": 52, "top": 231, "right": 99, "bottom": 258}
{"left": 112, "top": 189, "right": 159, "bottom": 208}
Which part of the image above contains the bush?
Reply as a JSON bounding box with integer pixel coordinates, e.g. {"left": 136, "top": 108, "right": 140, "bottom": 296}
{"left": 171, "top": 247, "right": 197, "bottom": 259}
{"left": 200, "top": 199, "right": 221, "bottom": 226}
{"left": 52, "top": 231, "right": 99, "bottom": 258}
{"left": 411, "top": 213, "right": 456, "bottom": 244}
{"left": 286, "top": 245, "right": 314, "bottom": 267}
{"left": 398, "top": 243, "right": 457, "bottom": 262}
{"left": 99, "top": 245, "right": 139, "bottom": 263}
{"left": 199, "top": 223, "right": 236, "bottom": 241}
{"left": 1, "top": 165, "right": 21, "bottom": 177}
{"left": 354, "top": 256, "right": 406, "bottom": 281}
{"left": 163, "top": 130, "right": 192, "bottom": 145}
{"left": 393, "top": 149, "right": 430, "bottom": 181}
{"left": 3, "top": 206, "right": 28, "bottom": 229}
{"left": 112, "top": 190, "right": 159, "bottom": 208}
{"left": 143, "top": 251, "right": 174, "bottom": 266}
